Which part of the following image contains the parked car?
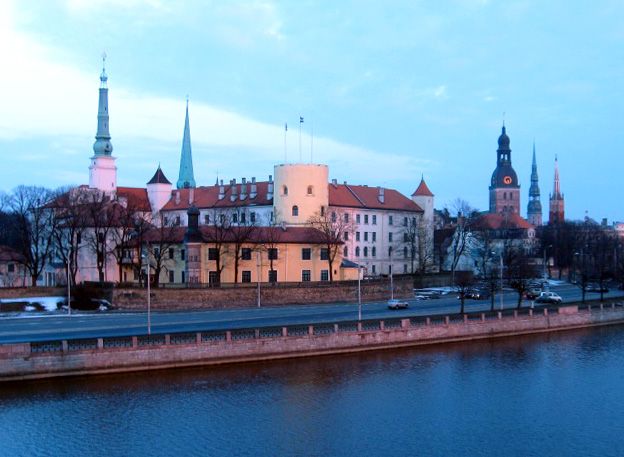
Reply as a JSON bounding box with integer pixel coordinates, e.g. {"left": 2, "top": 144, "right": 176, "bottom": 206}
{"left": 524, "top": 287, "right": 542, "bottom": 300}
{"left": 535, "top": 291, "right": 563, "bottom": 304}
{"left": 414, "top": 289, "right": 442, "bottom": 299}
{"left": 387, "top": 299, "right": 409, "bottom": 310}
{"left": 459, "top": 288, "right": 490, "bottom": 300}
{"left": 585, "top": 283, "right": 609, "bottom": 293}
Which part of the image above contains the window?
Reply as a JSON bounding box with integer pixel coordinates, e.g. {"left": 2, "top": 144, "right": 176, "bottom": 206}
{"left": 302, "top": 270, "right": 311, "bottom": 282}
{"left": 283, "top": 185, "right": 288, "bottom": 196}
{"left": 208, "top": 271, "right": 219, "bottom": 284}
{"left": 292, "top": 205, "right": 299, "bottom": 216}
{"left": 320, "top": 248, "right": 329, "bottom": 260}
{"left": 269, "top": 270, "right": 278, "bottom": 283}
{"left": 403, "top": 233, "right": 409, "bottom": 242}
{"left": 168, "top": 248, "right": 174, "bottom": 260}
{"left": 307, "top": 185, "right": 313, "bottom": 195}
{"left": 403, "top": 217, "right": 408, "bottom": 226}
{"left": 241, "top": 212, "right": 246, "bottom": 224}
{"left": 389, "top": 215, "right": 393, "bottom": 225}
{"left": 355, "top": 247, "right": 360, "bottom": 257}
{"left": 175, "top": 216, "right": 181, "bottom": 226}
{"left": 388, "top": 246, "right": 393, "bottom": 257}
{"left": 356, "top": 232, "right": 360, "bottom": 241}
{"left": 388, "top": 265, "right": 392, "bottom": 274}
{"left": 302, "top": 248, "right": 311, "bottom": 260}
{"left": 181, "top": 249, "right": 185, "bottom": 260}
{"left": 331, "top": 212, "right": 337, "bottom": 222}
{"left": 8, "top": 263, "right": 15, "bottom": 273}
{"left": 404, "top": 246, "right": 408, "bottom": 258}
{"left": 154, "top": 247, "right": 160, "bottom": 257}
{"left": 372, "top": 265, "right": 376, "bottom": 274}
{"left": 372, "top": 232, "right": 376, "bottom": 242}
{"left": 77, "top": 233, "right": 82, "bottom": 244}
{"left": 268, "top": 248, "right": 278, "bottom": 260}
{"left": 250, "top": 212, "right": 256, "bottom": 223}
{"left": 363, "top": 247, "right": 368, "bottom": 257}
{"left": 133, "top": 270, "right": 139, "bottom": 281}
{"left": 169, "top": 271, "right": 174, "bottom": 283}
{"left": 389, "top": 232, "right": 393, "bottom": 242}
{"left": 242, "top": 270, "right": 252, "bottom": 283}
{"left": 181, "top": 271, "right": 186, "bottom": 283}
{"left": 208, "top": 248, "right": 219, "bottom": 261}
{"left": 220, "top": 214, "right": 226, "bottom": 224}
{"left": 364, "top": 215, "right": 369, "bottom": 224}
{"left": 356, "top": 214, "right": 361, "bottom": 224}
{"left": 503, "top": 192, "right": 507, "bottom": 200}
{"left": 204, "top": 214, "right": 210, "bottom": 225}
{"left": 372, "top": 215, "right": 377, "bottom": 225}
{"left": 343, "top": 246, "right": 348, "bottom": 257}
{"left": 403, "top": 264, "right": 408, "bottom": 274}
{"left": 242, "top": 248, "right": 252, "bottom": 260}
{"left": 232, "top": 213, "right": 238, "bottom": 223}
{"left": 372, "top": 247, "right": 376, "bottom": 257}
{"left": 364, "top": 232, "right": 369, "bottom": 242}
{"left": 343, "top": 232, "right": 349, "bottom": 241}
{"left": 320, "top": 270, "right": 329, "bottom": 281}
{"left": 344, "top": 213, "right": 349, "bottom": 223}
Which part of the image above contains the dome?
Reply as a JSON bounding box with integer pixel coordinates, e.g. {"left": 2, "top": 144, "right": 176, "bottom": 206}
{"left": 497, "top": 126, "right": 510, "bottom": 149}
{"left": 490, "top": 164, "right": 518, "bottom": 188}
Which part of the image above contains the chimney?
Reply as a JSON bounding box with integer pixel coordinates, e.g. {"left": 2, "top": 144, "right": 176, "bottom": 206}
{"left": 250, "top": 177, "right": 257, "bottom": 199}
{"left": 378, "top": 187, "right": 385, "bottom": 203}
{"left": 218, "top": 180, "right": 225, "bottom": 200}
{"left": 189, "top": 188, "right": 194, "bottom": 205}
{"left": 174, "top": 191, "right": 180, "bottom": 205}
{"left": 267, "top": 175, "right": 274, "bottom": 199}
{"left": 343, "top": 181, "right": 347, "bottom": 185}
{"left": 230, "top": 179, "right": 238, "bottom": 202}
{"left": 240, "top": 178, "right": 247, "bottom": 200}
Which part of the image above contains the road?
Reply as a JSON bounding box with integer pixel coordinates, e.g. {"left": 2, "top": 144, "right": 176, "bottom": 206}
{"left": 0, "top": 284, "right": 622, "bottom": 344}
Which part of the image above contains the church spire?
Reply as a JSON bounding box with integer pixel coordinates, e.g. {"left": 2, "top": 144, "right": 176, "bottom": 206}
{"left": 549, "top": 155, "right": 565, "bottom": 225}
{"left": 92, "top": 52, "right": 113, "bottom": 156}
{"left": 553, "top": 155, "right": 561, "bottom": 197}
{"left": 176, "top": 98, "right": 196, "bottom": 189}
{"left": 527, "top": 141, "right": 542, "bottom": 226}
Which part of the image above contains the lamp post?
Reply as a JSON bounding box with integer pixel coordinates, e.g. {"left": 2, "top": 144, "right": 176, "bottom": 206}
{"left": 256, "top": 251, "right": 261, "bottom": 308}
{"left": 543, "top": 244, "right": 552, "bottom": 281}
{"left": 499, "top": 253, "right": 504, "bottom": 310}
{"left": 143, "top": 252, "right": 151, "bottom": 335}
{"left": 357, "top": 265, "right": 362, "bottom": 321}
{"left": 389, "top": 250, "right": 394, "bottom": 300}
{"left": 66, "top": 257, "right": 71, "bottom": 316}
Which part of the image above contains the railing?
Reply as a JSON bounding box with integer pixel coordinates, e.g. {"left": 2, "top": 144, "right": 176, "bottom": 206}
{"left": 19, "top": 301, "right": 624, "bottom": 355}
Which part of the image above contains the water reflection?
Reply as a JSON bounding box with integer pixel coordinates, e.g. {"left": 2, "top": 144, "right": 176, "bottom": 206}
{"left": 1, "top": 326, "right": 624, "bottom": 456}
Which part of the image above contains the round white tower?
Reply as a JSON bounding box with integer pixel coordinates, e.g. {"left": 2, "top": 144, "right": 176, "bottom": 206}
{"left": 273, "top": 164, "right": 329, "bottom": 225}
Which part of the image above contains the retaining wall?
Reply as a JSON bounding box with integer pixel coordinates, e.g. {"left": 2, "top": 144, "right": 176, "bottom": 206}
{"left": 2, "top": 303, "right": 624, "bottom": 382}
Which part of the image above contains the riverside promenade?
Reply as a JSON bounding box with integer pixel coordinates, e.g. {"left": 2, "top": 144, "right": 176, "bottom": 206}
{"left": 1, "top": 299, "right": 623, "bottom": 382}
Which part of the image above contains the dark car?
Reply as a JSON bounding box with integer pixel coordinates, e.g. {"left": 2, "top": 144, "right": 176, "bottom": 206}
{"left": 586, "top": 283, "right": 609, "bottom": 293}
{"left": 524, "top": 287, "right": 542, "bottom": 300}
{"left": 460, "top": 288, "right": 490, "bottom": 300}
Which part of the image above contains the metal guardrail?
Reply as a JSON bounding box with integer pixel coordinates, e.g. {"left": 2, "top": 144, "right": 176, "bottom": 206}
{"left": 18, "top": 301, "right": 624, "bottom": 355}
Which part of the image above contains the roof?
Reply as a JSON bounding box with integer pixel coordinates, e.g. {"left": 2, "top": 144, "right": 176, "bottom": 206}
{"left": 328, "top": 183, "right": 423, "bottom": 212}
{"left": 139, "top": 226, "right": 340, "bottom": 245}
{"left": 147, "top": 167, "right": 171, "bottom": 185}
{"left": 161, "top": 182, "right": 273, "bottom": 211}
{"left": 116, "top": 187, "right": 151, "bottom": 212}
{"left": 0, "top": 245, "right": 24, "bottom": 263}
{"left": 412, "top": 178, "right": 434, "bottom": 197}
{"left": 474, "top": 213, "right": 533, "bottom": 230}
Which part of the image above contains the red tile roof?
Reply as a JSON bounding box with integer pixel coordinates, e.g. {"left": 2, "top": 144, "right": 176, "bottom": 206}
{"left": 161, "top": 182, "right": 273, "bottom": 211}
{"left": 329, "top": 184, "right": 423, "bottom": 212}
{"left": 474, "top": 213, "right": 533, "bottom": 230}
{"left": 117, "top": 187, "right": 151, "bottom": 212}
{"left": 412, "top": 178, "right": 434, "bottom": 197}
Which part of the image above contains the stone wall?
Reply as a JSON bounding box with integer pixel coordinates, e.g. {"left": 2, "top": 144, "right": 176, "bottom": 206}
{"left": 113, "top": 277, "right": 414, "bottom": 310}
{"left": 0, "top": 287, "right": 65, "bottom": 299}
{"left": 2, "top": 303, "right": 624, "bottom": 382}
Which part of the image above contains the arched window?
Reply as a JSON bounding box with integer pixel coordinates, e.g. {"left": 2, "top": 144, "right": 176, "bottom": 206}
{"left": 343, "top": 246, "right": 348, "bottom": 257}
{"left": 307, "top": 185, "right": 313, "bottom": 195}
{"left": 355, "top": 247, "right": 360, "bottom": 257}
{"left": 292, "top": 205, "right": 299, "bottom": 216}
{"left": 283, "top": 185, "right": 288, "bottom": 196}
{"left": 363, "top": 247, "right": 368, "bottom": 257}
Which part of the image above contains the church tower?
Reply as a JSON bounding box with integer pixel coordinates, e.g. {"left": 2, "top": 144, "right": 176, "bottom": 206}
{"left": 176, "top": 99, "right": 196, "bottom": 189}
{"left": 549, "top": 156, "right": 565, "bottom": 224}
{"left": 527, "top": 142, "right": 542, "bottom": 226}
{"left": 489, "top": 125, "right": 520, "bottom": 214}
{"left": 88, "top": 54, "right": 117, "bottom": 194}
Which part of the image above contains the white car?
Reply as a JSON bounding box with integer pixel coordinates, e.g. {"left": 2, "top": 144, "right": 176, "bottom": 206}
{"left": 535, "top": 291, "right": 563, "bottom": 304}
{"left": 387, "top": 299, "right": 409, "bottom": 310}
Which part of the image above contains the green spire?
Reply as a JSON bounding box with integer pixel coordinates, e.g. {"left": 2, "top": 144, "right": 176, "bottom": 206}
{"left": 176, "top": 98, "right": 196, "bottom": 189}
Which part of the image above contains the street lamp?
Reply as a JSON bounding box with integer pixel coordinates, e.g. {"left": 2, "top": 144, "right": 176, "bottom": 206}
{"left": 389, "top": 250, "right": 394, "bottom": 300}
{"left": 256, "top": 251, "right": 261, "bottom": 308}
{"left": 543, "top": 244, "right": 552, "bottom": 280}
{"left": 357, "top": 265, "right": 362, "bottom": 321}
{"left": 143, "top": 252, "right": 151, "bottom": 335}
{"left": 66, "top": 257, "right": 71, "bottom": 316}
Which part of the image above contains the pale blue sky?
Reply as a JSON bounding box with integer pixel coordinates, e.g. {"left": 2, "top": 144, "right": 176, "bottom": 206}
{"left": 0, "top": 0, "right": 622, "bottom": 221}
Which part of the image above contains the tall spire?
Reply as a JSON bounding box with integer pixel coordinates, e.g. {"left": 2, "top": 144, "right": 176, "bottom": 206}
{"left": 527, "top": 141, "right": 542, "bottom": 226}
{"left": 176, "top": 97, "right": 196, "bottom": 189}
{"left": 92, "top": 52, "right": 113, "bottom": 156}
{"left": 553, "top": 155, "right": 561, "bottom": 197}
{"left": 549, "top": 155, "right": 565, "bottom": 225}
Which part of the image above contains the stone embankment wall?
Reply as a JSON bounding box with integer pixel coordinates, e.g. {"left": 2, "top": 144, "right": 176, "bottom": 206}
{"left": 0, "top": 287, "right": 65, "bottom": 299}
{"left": 113, "top": 278, "right": 413, "bottom": 310}
{"left": 2, "top": 303, "right": 624, "bottom": 382}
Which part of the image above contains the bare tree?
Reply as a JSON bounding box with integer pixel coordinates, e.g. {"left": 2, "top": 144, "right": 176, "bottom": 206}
{"left": 109, "top": 199, "right": 146, "bottom": 284}
{"left": 398, "top": 214, "right": 433, "bottom": 276}
{"left": 446, "top": 199, "right": 477, "bottom": 284}
{"left": 260, "top": 214, "right": 284, "bottom": 281}
{"left": 204, "top": 209, "right": 233, "bottom": 285}
{"left": 5, "top": 186, "right": 57, "bottom": 286}
{"left": 504, "top": 245, "right": 539, "bottom": 309}
{"left": 307, "top": 207, "right": 353, "bottom": 282}
{"left": 226, "top": 209, "right": 258, "bottom": 283}
{"left": 455, "top": 270, "right": 475, "bottom": 315}
{"left": 144, "top": 215, "right": 181, "bottom": 288}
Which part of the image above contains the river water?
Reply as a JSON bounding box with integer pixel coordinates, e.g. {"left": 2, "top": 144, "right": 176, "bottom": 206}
{"left": 2, "top": 326, "right": 624, "bottom": 457}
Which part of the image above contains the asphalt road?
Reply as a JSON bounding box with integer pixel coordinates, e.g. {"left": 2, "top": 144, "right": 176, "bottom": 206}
{"left": 0, "top": 284, "right": 622, "bottom": 344}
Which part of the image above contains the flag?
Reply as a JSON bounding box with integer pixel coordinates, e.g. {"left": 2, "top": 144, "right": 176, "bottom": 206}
{"left": 299, "top": 116, "right": 304, "bottom": 124}
{"left": 285, "top": 122, "right": 288, "bottom": 131}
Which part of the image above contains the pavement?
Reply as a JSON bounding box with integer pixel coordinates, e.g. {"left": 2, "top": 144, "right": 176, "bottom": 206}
{"left": 0, "top": 283, "right": 622, "bottom": 344}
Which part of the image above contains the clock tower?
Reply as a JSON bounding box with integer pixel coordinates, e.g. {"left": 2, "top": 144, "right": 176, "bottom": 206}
{"left": 489, "top": 125, "right": 520, "bottom": 215}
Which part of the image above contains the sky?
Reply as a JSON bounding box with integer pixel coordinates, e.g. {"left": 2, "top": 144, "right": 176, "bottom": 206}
{"left": 0, "top": 0, "right": 622, "bottom": 222}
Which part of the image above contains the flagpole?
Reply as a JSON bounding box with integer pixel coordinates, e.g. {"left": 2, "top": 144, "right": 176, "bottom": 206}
{"left": 298, "top": 116, "right": 302, "bottom": 162}
{"left": 284, "top": 122, "right": 288, "bottom": 163}
{"left": 310, "top": 122, "right": 314, "bottom": 164}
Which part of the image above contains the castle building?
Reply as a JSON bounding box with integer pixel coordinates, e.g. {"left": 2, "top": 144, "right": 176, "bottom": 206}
{"left": 548, "top": 156, "right": 565, "bottom": 224}
{"left": 489, "top": 125, "right": 520, "bottom": 215}
{"left": 527, "top": 142, "right": 542, "bottom": 226}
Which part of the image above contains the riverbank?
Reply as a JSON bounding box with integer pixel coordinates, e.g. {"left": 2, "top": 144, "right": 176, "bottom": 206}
{"left": 1, "top": 300, "right": 624, "bottom": 382}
